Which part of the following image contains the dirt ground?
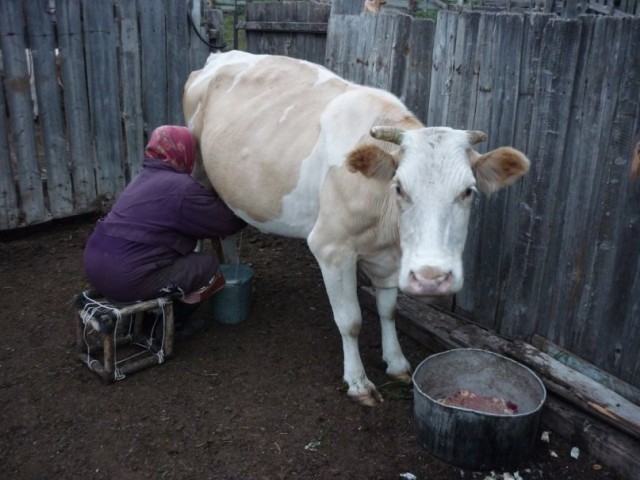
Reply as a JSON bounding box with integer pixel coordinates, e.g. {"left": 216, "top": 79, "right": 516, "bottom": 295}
{"left": 0, "top": 216, "right": 626, "bottom": 479}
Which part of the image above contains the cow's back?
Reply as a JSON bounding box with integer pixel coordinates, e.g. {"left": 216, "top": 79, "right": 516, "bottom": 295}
{"left": 185, "top": 52, "right": 345, "bottom": 235}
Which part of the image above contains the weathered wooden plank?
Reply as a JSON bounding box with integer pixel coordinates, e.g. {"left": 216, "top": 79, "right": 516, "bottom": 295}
{"left": 487, "top": 13, "right": 524, "bottom": 149}
{"left": 138, "top": 0, "right": 168, "bottom": 135}
{"left": 627, "top": 250, "right": 640, "bottom": 388}
{"left": 0, "top": 0, "right": 48, "bottom": 226}
{"left": 116, "top": 0, "right": 144, "bottom": 178}
{"left": 327, "top": 4, "right": 411, "bottom": 83}
{"left": 491, "top": 13, "right": 553, "bottom": 333}
{"left": 188, "top": 0, "right": 211, "bottom": 74}
{"left": 237, "top": 21, "right": 328, "bottom": 33}
{"left": 551, "top": 16, "right": 612, "bottom": 354}
{"left": 543, "top": 397, "right": 640, "bottom": 480}
{"left": 500, "top": 17, "right": 582, "bottom": 340}
{"left": 343, "top": 13, "right": 411, "bottom": 97}
{"left": 56, "top": 0, "right": 96, "bottom": 212}
{"left": 614, "top": 19, "right": 640, "bottom": 389}
{"left": 341, "top": 14, "right": 368, "bottom": 84}
{"left": 245, "top": 2, "right": 329, "bottom": 65}
{"left": 456, "top": 13, "right": 528, "bottom": 329}
{"left": 454, "top": 11, "right": 496, "bottom": 324}
{"left": 0, "top": 77, "right": 19, "bottom": 229}
{"left": 400, "top": 18, "right": 435, "bottom": 124}
{"left": 493, "top": 13, "right": 552, "bottom": 332}
{"left": 165, "top": 0, "right": 192, "bottom": 126}
{"left": 330, "top": 0, "right": 364, "bottom": 16}
{"left": 448, "top": 10, "right": 484, "bottom": 130}
{"left": 325, "top": 13, "right": 359, "bottom": 78}
{"left": 427, "top": 10, "right": 458, "bottom": 125}
{"left": 309, "top": 0, "right": 332, "bottom": 65}
{"left": 500, "top": 11, "right": 571, "bottom": 336}
{"left": 511, "top": 13, "right": 554, "bottom": 158}
{"left": 547, "top": 17, "right": 634, "bottom": 368}
{"left": 481, "top": 13, "right": 528, "bottom": 332}
{"left": 532, "top": 334, "right": 640, "bottom": 406}
{"left": 502, "top": 341, "right": 640, "bottom": 440}
{"left": 532, "top": 15, "right": 593, "bottom": 348}
{"left": 585, "top": 17, "right": 640, "bottom": 379}
{"left": 83, "top": 0, "right": 124, "bottom": 198}
{"left": 24, "top": 1, "right": 73, "bottom": 218}
{"left": 277, "top": 2, "right": 307, "bottom": 63}
{"left": 525, "top": 17, "right": 584, "bottom": 340}
{"left": 246, "top": 3, "right": 275, "bottom": 61}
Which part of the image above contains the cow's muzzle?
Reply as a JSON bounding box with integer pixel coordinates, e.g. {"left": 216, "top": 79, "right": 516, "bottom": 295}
{"left": 407, "top": 267, "right": 454, "bottom": 296}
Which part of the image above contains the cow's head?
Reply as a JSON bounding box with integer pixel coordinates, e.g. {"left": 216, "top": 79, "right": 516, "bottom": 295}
{"left": 348, "top": 126, "right": 530, "bottom": 296}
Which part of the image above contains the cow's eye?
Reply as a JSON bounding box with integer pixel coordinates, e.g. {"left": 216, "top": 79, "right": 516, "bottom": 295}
{"left": 392, "top": 181, "right": 411, "bottom": 203}
{"left": 461, "top": 185, "right": 478, "bottom": 200}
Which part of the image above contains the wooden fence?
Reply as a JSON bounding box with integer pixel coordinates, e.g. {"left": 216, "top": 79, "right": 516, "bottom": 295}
{"left": 0, "top": 0, "right": 211, "bottom": 230}
{"left": 239, "top": 0, "right": 331, "bottom": 65}
{"left": 326, "top": 0, "right": 640, "bottom": 389}
{"left": 435, "top": 0, "right": 640, "bottom": 16}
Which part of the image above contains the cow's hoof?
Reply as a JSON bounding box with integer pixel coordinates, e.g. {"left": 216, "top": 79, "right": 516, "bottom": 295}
{"left": 349, "top": 387, "right": 383, "bottom": 407}
{"left": 389, "top": 371, "right": 412, "bottom": 384}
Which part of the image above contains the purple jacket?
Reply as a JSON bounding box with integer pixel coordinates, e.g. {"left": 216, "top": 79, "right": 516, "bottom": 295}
{"left": 83, "top": 159, "right": 246, "bottom": 301}
{"left": 95, "top": 159, "right": 245, "bottom": 254}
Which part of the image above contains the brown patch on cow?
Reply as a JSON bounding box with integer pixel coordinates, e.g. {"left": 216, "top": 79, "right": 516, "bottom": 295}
{"left": 473, "top": 147, "right": 530, "bottom": 194}
{"left": 190, "top": 55, "right": 355, "bottom": 223}
{"left": 347, "top": 144, "right": 397, "bottom": 180}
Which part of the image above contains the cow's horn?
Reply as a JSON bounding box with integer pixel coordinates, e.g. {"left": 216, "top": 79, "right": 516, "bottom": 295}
{"left": 371, "top": 126, "right": 404, "bottom": 145}
{"left": 468, "top": 130, "right": 487, "bottom": 145}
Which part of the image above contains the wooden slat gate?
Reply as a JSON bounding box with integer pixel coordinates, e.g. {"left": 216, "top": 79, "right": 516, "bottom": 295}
{"left": 238, "top": 0, "right": 331, "bottom": 65}
{"left": 0, "top": 0, "right": 211, "bottom": 230}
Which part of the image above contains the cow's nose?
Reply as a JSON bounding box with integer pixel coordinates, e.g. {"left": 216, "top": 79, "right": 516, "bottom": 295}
{"left": 408, "top": 267, "right": 453, "bottom": 296}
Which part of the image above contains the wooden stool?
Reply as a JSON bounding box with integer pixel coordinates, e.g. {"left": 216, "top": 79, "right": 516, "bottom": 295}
{"left": 74, "top": 290, "right": 175, "bottom": 383}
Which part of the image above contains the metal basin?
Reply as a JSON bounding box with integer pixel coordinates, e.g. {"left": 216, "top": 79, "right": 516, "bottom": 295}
{"left": 412, "top": 348, "right": 546, "bottom": 471}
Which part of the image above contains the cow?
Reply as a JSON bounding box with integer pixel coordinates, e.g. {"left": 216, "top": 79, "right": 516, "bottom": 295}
{"left": 183, "top": 51, "right": 530, "bottom": 406}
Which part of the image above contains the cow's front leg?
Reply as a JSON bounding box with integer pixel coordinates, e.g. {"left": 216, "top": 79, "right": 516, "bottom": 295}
{"left": 376, "top": 287, "right": 412, "bottom": 383}
{"left": 311, "top": 250, "right": 382, "bottom": 406}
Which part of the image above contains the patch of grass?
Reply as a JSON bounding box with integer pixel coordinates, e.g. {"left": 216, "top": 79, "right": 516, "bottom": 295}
{"left": 377, "top": 380, "right": 414, "bottom": 401}
{"left": 414, "top": 8, "right": 440, "bottom": 19}
{"left": 222, "top": 8, "right": 247, "bottom": 51}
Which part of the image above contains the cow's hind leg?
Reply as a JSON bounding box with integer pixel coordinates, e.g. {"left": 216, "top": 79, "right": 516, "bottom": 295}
{"left": 376, "top": 287, "right": 412, "bottom": 383}
{"left": 310, "top": 249, "right": 382, "bottom": 406}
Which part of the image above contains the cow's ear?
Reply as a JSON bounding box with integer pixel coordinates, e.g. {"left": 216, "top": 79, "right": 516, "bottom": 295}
{"left": 347, "top": 144, "right": 398, "bottom": 180}
{"left": 471, "top": 147, "right": 530, "bottom": 194}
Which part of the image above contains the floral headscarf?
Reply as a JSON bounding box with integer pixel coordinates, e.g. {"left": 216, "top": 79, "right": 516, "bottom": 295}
{"left": 144, "top": 125, "right": 197, "bottom": 174}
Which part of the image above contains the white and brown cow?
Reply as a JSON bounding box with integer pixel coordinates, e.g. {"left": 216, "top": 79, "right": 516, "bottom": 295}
{"left": 183, "top": 51, "right": 530, "bottom": 406}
